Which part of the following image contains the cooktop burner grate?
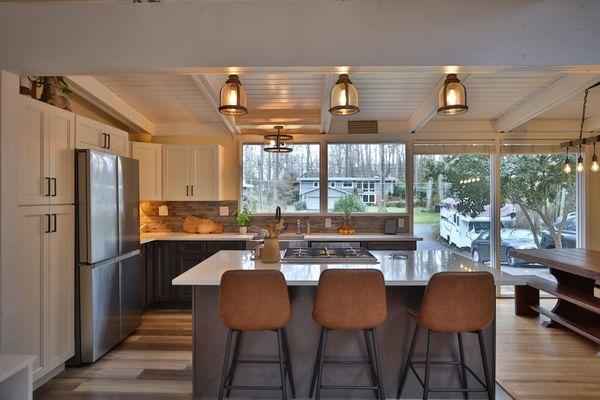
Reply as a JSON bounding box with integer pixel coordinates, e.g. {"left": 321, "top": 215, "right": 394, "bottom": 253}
{"left": 282, "top": 247, "right": 379, "bottom": 264}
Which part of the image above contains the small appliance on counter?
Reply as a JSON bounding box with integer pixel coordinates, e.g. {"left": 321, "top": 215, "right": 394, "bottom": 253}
{"left": 72, "top": 149, "right": 141, "bottom": 365}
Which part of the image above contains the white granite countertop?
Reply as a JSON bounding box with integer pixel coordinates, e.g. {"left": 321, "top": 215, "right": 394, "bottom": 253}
{"left": 141, "top": 232, "right": 422, "bottom": 244}
{"left": 140, "top": 232, "right": 255, "bottom": 244}
{"left": 172, "top": 250, "right": 522, "bottom": 286}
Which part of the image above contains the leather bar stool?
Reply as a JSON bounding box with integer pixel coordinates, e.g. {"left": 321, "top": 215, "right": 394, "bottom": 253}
{"left": 310, "top": 269, "right": 387, "bottom": 400}
{"left": 396, "top": 271, "right": 495, "bottom": 400}
{"left": 218, "top": 270, "right": 295, "bottom": 400}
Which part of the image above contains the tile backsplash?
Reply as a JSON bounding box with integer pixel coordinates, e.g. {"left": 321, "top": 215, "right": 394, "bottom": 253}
{"left": 140, "top": 201, "right": 409, "bottom": 234}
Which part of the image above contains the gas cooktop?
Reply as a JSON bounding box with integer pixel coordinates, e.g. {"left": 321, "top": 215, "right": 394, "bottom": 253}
{"left": 282, "top": 247, "right": 379, "bottom": 264}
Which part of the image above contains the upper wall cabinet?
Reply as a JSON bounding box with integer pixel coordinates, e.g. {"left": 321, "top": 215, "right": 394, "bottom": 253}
{"left": 163, "top": 144, "right": 223, "bottom": 201}
{"left": 131, "top": 142, "right": 162, "bottom": 201}
{"left": 18, "top": 96, "right": 75, "bottom": 206}
{"left": 75, "top": 115, "right": 129, "bottom": 157}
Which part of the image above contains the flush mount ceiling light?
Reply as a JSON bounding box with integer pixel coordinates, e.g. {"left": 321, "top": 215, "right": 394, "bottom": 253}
{"left": 437, "top": 73, "right": 468, "bottom": 115}
{"left": 264, "top": 126, "right": 293, "bottom": 153}
{"left": 329, "top": 74, "right": 360, "bottom": 116}
{"left": 218, "top": 74, "right": 248, "bottom": 116}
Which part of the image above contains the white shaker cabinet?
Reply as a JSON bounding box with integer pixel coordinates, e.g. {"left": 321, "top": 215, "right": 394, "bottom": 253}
{"left": 75, "top": 115, "right": 129, "bottom": 157}
{"left": 162, "top": 144, "right": 223, "bottom": 201}
{"left": 18, "top": 97, "right": 75, "bottom": 206}
{"left": 13, "top": 205, "right": 74, "bottom": 382}
{"left": 131, "top": 142, "right": 163, "bottom": 200}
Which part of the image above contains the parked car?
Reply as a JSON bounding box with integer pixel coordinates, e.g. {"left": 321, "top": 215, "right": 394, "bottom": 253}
{"left": 540, "top": 213, "right": 577, "bottom": 249}
{"left": 471, "top": 228, "right": 538, "bottom": 266}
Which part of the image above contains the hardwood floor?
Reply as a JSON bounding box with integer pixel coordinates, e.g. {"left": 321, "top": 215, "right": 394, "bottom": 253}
{"left": 34, "top": 300, "right": 600, "bottom": 399}
{"left": 496, "top": 298, "right": 600, "bottom": 400}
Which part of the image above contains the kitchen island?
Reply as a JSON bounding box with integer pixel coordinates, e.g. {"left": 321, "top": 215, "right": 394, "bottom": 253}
{"left": 173, "top": 250, "right": 521, "bottom": 399}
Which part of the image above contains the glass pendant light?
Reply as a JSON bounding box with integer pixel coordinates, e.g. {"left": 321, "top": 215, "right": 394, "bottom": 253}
{"left": 329, "top": 74, "right": 360, "bottom": 116}
{"left": 563, "top": 147, "right": 572, "bottom": 174}
{"left": 591, "top": 142, "right": 599, "bottom": 172}
{"left": 218, "top": 74, "right": 248, "bottom": 116}
{"left": 438, "top": 73, "right": 468, "bottom": 115}
{"left": 264, "top": 126, "right": 293, "bottom": 153}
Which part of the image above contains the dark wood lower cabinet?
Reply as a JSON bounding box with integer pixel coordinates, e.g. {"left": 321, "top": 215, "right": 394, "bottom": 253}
{"left": 141, "top": 240, "right": 245, "bottom": 307}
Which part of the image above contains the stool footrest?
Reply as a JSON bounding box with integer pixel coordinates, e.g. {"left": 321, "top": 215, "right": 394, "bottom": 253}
{"left": 321, "top": 384, "right": 379, "bottom": 390}
{"left": 409, "top": 360, "right": 487, "bottom": 391}
{"left": 236, "top": 359, "right": 280, "bottom": 364}
{"left": 324, "top": 359, "right": 370, "bottom": 365}
{"left": 224, "top": 385, "right": 282, "bottom": 391}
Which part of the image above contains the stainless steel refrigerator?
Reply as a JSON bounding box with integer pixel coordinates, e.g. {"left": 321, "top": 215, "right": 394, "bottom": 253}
{"left": 74, "top": 149, "right": 141, "bottom": 364}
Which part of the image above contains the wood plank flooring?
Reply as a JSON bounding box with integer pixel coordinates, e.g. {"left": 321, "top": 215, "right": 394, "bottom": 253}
{"left": 496, "top": 299, "right": 600, "bottom": 400}
{"left": 34, "top": 300, "right": 600, "bottom": 399}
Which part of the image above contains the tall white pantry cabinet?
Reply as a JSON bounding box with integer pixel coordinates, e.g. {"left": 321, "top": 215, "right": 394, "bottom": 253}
{"left": 10, "top": 96, "right": 76, "bottom": 382}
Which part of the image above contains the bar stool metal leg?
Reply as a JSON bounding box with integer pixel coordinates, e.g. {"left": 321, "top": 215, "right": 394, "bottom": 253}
{"left": 225, "top": 330, "right": 242, "bottom": 398}
{"left": 422, "top": 330, "right": 432, "bottom": 400}
{"left": 457, "top": 332, "right": 469, "bottom": 400}
{"left": 370, "top": 328, "right": 386, "bottom": 400}
{"left": 218, "top": 329, "right": 234, "bottom": 400}
{"left": 364, "top": 330, "right": 380, "bottom": 399}
{"left": 315, "top": 328, "right": 328, "bottom": 400}
{"left": 276, "top": 329, "right": 288, "bottom": 400}
{"left": 477, "top": 330, "right": 493, "bottom": 400}
{"left": 397, "top": 324, "right": 420, "bottom": 399}
{"left": 309, "top": 328, "right": 324, "bottom": 398}
{"left": 281, "top": 328, "right": 296, "bottom": 398}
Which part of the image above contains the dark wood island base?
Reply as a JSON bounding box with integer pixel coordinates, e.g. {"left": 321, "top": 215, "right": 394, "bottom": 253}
{"left": 191, "top": 285, "right": 496, "bottom": 399}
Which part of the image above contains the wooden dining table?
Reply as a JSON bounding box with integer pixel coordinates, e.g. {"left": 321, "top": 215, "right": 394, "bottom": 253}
{"left": 510, "top": 248, "right": 600, "bottom": 347}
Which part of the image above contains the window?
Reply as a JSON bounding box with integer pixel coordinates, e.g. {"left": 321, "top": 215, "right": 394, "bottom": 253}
{"left": 499, "top": 143, "right": 578, "bottom": 295}
{"left": 413, "top": 144, "right": 492, "bottom": 264}
{"left": 327, "top": 143, "right": 406, "bottom": 213}
{"left": 241, "top": 143, "right": 320, "bottom": 213}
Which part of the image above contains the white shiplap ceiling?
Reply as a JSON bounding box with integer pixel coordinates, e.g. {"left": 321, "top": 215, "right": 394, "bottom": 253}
{"left": 92, "top": 68, "right": 600, "bottom": 135}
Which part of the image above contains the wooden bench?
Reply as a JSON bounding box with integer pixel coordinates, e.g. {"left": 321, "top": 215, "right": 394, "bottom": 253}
{"left": 516, "top": 275, "right": 600, "bottom": 345}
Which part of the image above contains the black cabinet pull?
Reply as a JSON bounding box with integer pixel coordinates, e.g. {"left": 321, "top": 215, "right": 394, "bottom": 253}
{"left": 52, "top": 214, "right": 57, "bottom": 233}
{"left": 191, "top": 185, "right": 194, "bottom": 196}
{"left": 51, "top": 178, "right": 57, "bottom": 197}
{"left": 186, "top": 185, "right": 189, "bottom": 197}
{"left": 107, "top": 134, "right": 111, "bottom": 149}
{"left": 45, "top": 177, "right": 51, "bottom": 196}
{"left": 45, "top": 214, "right": 51, "bottom": 233}
{"left": 101, "top": 133, "right": 106, "bottom": 148}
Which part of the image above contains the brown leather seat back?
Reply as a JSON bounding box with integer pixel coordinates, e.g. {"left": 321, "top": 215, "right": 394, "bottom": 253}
{"left": 312, "top": 269, "right": 387, "bottom": 330}
{"left": 219, "top": 270, "right": 291, "bottom": 331}
{"left": 418, "top": 272, "right": 495, "bottom": 333}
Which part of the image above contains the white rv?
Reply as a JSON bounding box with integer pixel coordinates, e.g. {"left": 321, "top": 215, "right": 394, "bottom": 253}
{"left": 439, "top": 198, "right": 516, "bottom": 249}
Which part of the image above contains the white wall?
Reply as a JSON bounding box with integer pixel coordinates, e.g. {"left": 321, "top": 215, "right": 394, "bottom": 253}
{"left": 1, "top": 1, "right": 600, "bottom": 74}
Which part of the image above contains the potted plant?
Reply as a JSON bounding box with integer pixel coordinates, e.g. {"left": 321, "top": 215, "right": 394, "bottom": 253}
{"left": 234, "top": 208, "right": 251, "bottom": 234}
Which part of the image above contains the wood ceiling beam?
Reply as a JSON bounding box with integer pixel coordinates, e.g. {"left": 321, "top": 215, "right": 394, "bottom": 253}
{"left": 320, "top": 75, "right": 336, "bottom": 134}
{"left": 406, "top": 74, "right": 446, "bottom": 134}
{"left": 190, "top": 74, "right": 240, "bottom": 135}
{"left": 492, "top": 73, "right": 600, "bottom": 133}
{"left": 65, "top": 76, "right": 156, "bottom": 134}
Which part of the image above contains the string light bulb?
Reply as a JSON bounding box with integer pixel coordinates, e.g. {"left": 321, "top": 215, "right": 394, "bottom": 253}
{"left": 563, "top": 147, "right": 572, "bottom": 174}
{"left": 577, "top": 146, "right": 584, "bottom": 172}
{"left": 592, "top": 143, "right": 599, "bottom": 172}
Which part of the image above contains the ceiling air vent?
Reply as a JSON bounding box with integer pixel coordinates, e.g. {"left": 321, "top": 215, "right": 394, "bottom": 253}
{"left": 347, "top": 120, "right": 378, "bottom": 134}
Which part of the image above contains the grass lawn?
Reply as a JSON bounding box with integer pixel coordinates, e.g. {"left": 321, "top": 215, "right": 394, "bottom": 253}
{"left": 365, "top": 205, "right": 407, "bottom": 213}
{"left": 413, "top": 208, "right": 440, "bottom": 225}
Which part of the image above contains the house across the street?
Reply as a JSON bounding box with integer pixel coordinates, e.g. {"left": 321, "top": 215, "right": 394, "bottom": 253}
{"left": 298, "top": 177, "right": 398, "bottom": 210}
